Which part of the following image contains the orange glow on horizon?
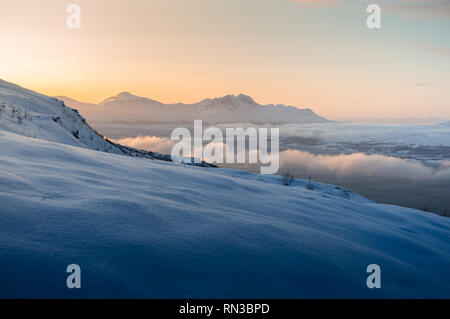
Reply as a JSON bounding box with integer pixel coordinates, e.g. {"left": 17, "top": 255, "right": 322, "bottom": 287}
{"left": 1, "top": 0, "right": 449, "bottom": 120}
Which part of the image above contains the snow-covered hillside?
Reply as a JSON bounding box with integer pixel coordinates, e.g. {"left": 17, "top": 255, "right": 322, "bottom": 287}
{"left": 0, "top": 130, "right": 449, "bottom": 298}
{"left": 0, "top": 79, "right": 449, "bottom": 298}
{"left": 57, "top": 92, "right": 330, "bottom": 124}
{"left": 0, "top": 79, "right": 183, "bottom": 162}
{"left": 0, "top": 79, "right": 123, "bottom": 152}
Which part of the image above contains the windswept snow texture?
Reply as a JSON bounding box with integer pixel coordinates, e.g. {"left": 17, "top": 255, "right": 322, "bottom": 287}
{"left": 57, "top": 92, "right": 329, "bottom": 124}
{"left": 0, "top": 130, "right": 449, "bottom": 298}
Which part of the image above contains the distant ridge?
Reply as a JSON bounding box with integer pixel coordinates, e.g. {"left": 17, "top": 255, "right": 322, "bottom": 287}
{"left": 437, "top": 120, "right": 450, "bottom": 127}
{"left": 57, "top": 92, "right": 330, "bottom": 124}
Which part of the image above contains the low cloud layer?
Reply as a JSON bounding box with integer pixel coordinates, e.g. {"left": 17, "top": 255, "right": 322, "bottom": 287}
{"left": 280, "top": 150, "right": 450, "bottom": 181}
{"left": 277, "top": 123, "right": 450, "bottom": 146}
{"left": 116, "top": 135, "right": 450, "bottom": 182}
{"left": 115, "top": 136, "right": 175, "bottom": 154}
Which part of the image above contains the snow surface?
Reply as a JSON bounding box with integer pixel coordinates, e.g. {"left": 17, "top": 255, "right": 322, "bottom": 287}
{"left": 0, "top": 130, "right": 449, "bottom": 298}
{"left": 0, "top": 79, "right": 449, "bottom": 298}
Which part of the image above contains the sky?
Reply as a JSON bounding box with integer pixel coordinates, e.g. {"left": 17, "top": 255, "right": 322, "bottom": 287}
{"left": 0, "top": 0, "right": 449, "bottom": 119}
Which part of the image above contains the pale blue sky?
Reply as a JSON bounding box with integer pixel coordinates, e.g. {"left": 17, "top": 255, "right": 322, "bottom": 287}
{"left": 1, "top": 0, "right": 449, "bottom": 118}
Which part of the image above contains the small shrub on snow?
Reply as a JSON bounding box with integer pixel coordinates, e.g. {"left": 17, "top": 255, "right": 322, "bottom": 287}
{"left": 281, "top": 172, "right": 294, "bottom": 186}
{"left": 306, "top": 178, "right": 315, "bottom": 191}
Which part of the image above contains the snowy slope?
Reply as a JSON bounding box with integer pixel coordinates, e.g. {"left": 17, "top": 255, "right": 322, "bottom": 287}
{"left": 0, "top": 79, "right": 192, "bottom": 162}
{"left": 0, "top": 79, "right": 124, "bottom": 153}
{"left": 57, "top": 93, "right": 330, "bottom": 124}
{"left": 0, "top": 130, "right": 449, "bottom": 298}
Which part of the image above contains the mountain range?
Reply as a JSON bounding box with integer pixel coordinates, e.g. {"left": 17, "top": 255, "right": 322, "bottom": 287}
{"left": 57, "top": 92, "right": 330, "bottom": 124}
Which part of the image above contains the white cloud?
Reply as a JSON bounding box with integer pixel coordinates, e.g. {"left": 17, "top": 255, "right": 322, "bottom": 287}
{"left": 115, "top": 132, "right": 450, "bottom": 182}
{"left": 115, "top": 136, "right": 175, "bottom": 154}
{"left": 280, "top": 150, "right": 450, "bottom": 181}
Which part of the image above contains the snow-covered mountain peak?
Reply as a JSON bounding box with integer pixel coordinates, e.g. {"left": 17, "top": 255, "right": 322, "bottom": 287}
{"left": 99, "top": 91, "right": 163, "bottom": 107}
{"left": 118, "top": 91, "right": 133, "bottom": 96}
{"left": 115, "top": 91, "right": 136, "bottom": 100}
{"left": 236, "top": 93, "right": 257, "bottom": 104}
{"left": 209, "top": 94, "right": 257, "bottom": 106}
{"left": 100, "top": 91, "right": 141, "bottom": 105}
